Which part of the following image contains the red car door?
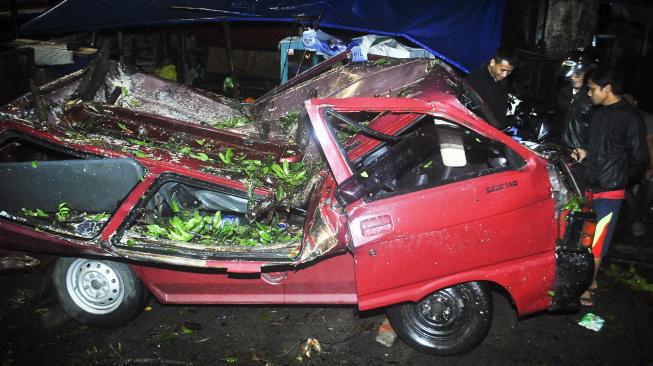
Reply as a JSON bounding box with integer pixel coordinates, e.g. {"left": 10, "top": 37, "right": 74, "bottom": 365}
{"left": 305, "top": 97, "right": 557, "bottom": 311}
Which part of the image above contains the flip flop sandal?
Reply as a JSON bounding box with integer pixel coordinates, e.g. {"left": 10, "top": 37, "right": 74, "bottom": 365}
{"left": 580, "top": 290, "right": 594, "bottom": 307}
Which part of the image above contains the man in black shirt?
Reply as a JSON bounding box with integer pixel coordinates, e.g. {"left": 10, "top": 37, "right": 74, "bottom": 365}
{"left": 465, "top": 46, "right": 518, "bottom": 128}
{"left": 557, "top": 48, "right": 596, "bottom": 148}
{"left": 573, "top": 66, "right": 648, "bottom": 306}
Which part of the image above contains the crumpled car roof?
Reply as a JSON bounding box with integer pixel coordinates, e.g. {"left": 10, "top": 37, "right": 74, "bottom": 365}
{"left": 0, "top": 52, "right": 458, "bottom": 162}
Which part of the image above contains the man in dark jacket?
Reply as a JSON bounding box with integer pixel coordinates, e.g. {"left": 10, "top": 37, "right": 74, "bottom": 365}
{"left": 574, "top": 66, "right": 648, "bottom": 305}
{"left": 465, "top": 46, "right": 517, "bottom": 129}
{"left": 558, "top": 72, "right": 593, "bottom": 148}
{"left": 557, "top": 48, "right": 596, "bottom": 148}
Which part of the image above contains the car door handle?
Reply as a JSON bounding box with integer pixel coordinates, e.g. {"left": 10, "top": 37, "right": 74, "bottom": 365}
{"left": 360, "top": 215, "right": 393, "bottom": 237}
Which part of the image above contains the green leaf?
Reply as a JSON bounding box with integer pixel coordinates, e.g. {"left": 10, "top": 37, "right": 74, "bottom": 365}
{"left": 170, "top": 199, "right": 181, "bottom": 213}
{"left": 185, "top": 214, "right": 204, "bottom": 232}
{"left": 279, "top": 111, "right": 300, "bottom": 133}
{"left": 117, "top": 122, "right": 131, "bottom": 132}
{"left": 179, "top": 325, "right": 193, "bottom": 334}
{"left": 373, "top": 58, "right": 391, "bottom": 66}
{"left": 225, "top": 148, "right": 233, "bottom": 163}
{"left": 146, "top": 224, "right": 168, "bottom": 237}
{"left": 127, "top": 138, "right": 153, "bottom": 147}
{"left": 168, "top": 228, "right": 194, "bottom": 242}
{"left": 170, "top": 215, "right": 185, "bottom": 230}
{"left": 22, "top": 208, "right": 49, "bottom": 218}
{"left": 213, "top": 115, "right": 250, "bottom": 129}
{"left": 190, "top": 152, "right": 210, "bottom": 161}
{"left": 212, "top": 211, "right": 223, "bottom": 228}
{"left": 222, "top": 357, "right": 238, "bottom": 364}
{"left": 259, "top": 230, "right": 271, "bottom": 242}
{"left": 271, "top": 163, "right": 285, "bottom": 177}
{"left": 360, "top": 171, "right": 369, "bottom": 178}
{"left": 275, "top": 185, "right": 286, "bottom": 201}
{"left": 31, "top": 161, "right": 38, "bottom": 168}
{"left": 127, "top": 97, "right": 141, "bottom": 107}
{"left": 134, "top": 150, "right": 147, "bottom": 158}
{"left": 196, "top": 139, "right": 205, "bottom": 145}
{"left": 167, "top": 214, "right": 198, "bottom": 242}
{"left": 56, "top": 202, "right": 70, "bottom": 222}
{"left": 87, "top": 212, "right": 110, "bottom": 221}
{"left": 421, "top": 160, "right": 433, "bottom": 168}
{"left": 179, "top": 146, "right": 192, "bottom": 155}
{"left": 293, "top": 170, "right": 306, "bottom": 181}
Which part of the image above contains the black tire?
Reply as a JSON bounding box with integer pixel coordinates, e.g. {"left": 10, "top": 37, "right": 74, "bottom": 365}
{"left": 387, "top": 282, "right": 492, "bottom": 355}
{"left": 51, "top": 257, "right": 148, "bottom": 328}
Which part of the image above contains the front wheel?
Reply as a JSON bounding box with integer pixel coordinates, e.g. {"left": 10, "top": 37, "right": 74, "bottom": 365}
{"left": 387, "top": 282, "right": 492, "bottom": 355}
{"left": 52, "top": 257, "right": 148, "bottom": 328}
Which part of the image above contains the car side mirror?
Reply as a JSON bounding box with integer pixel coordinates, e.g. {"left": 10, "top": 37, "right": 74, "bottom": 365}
{"left": 439, "top": 130, "right": 467, "bottom": 167}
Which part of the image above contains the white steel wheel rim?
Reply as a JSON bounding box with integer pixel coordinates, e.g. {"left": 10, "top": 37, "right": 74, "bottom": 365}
{"left": 65, "top": 259, "right": 125, "bottom": 314}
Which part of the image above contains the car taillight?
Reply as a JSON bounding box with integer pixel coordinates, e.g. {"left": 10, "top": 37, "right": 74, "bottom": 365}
{"left": 580, "top": 221, "right": 596, "bottom": 248}
{"left": 546, "top": 164, "right": 572, "bottom": 216}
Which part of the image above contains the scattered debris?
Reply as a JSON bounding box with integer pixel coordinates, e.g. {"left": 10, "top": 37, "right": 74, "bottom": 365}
{"left": 182, "top": 322, "right": 202, "bottom": 331}
{"left": 141, "top": 209, "right": 301, "bottom": 246}
{"left": 119, "top": 357, "right": 193, "bottom": 365}
{"left": 578, "top": 313, "right": 605, "bottom": 332}
{"left": 213, "top": 115, "right": 250, "bottom": 129}
{"left": 297, "top": 338, "right": 322, "bottom": 362}
{"left": 374, "top": 318, "right": 397, "bottom": 348}
{"left": 278, "top": 111, "right": 300, "bottom": 134}
{"left": 179, "top": 325, "right": 194, "bottom": 335}
{"left": 251, "top": 354, "right": 275, "bottom": 366}
{"left": 604, "top": 264, "right": 653, "bottom": 293}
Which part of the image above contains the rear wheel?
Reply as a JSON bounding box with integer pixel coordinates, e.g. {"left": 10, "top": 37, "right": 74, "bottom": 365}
{"left": 387, "top": 282, "right": 492, "bottom": 355}
{"left": 52, "top": 257, "right": 148, "bottom": 327}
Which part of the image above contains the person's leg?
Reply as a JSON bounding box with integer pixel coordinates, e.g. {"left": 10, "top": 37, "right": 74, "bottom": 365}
{"left": 590, "top": 198, "right": 622, "bottom": 288}
{"left": 580, "top": 198, "right": 621, "bottom": 306}
{"left": 632, "top": 177, "right": 653, "bottom": 235}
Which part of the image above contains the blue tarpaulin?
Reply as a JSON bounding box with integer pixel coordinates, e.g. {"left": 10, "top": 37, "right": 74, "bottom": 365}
{"left": 20, "top": 0, "right": 504, "bottom": 72}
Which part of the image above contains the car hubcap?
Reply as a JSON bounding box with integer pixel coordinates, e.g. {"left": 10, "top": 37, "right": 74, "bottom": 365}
{"left": 412, "top": 288, "right": 467, "bottom": 337}
{"left": 421, "top": 293, "right": 456, "bottom": 324}
{"left": 66, "top": 259, "right": 124, "bottom": 314}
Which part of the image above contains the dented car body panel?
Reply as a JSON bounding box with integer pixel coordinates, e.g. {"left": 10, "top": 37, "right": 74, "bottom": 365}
{"left": 0, "top": 53, "right": 594, "bottom": 324}
{"left": 304, "top": 97, "right": 560, "bottom": 313}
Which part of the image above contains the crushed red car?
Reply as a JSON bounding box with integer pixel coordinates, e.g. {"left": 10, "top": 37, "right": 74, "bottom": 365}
{"left": 0, "top": 51, "right": 595, "bottom": 355}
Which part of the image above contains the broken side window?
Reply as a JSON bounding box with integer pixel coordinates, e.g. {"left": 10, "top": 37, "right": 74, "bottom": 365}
{"left": 336, "top": 115, "right": 526, "bottom": 205}
{"left": 0, "top": 133, "right": 143, "bottom": 238}
{"left": 117, "top": 179, "right": 306, "bottom": 260}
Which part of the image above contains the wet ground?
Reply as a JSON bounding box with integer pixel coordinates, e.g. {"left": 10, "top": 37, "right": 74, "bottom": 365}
{"left": 1, "top": 232, "right": 652, "bottom": 366}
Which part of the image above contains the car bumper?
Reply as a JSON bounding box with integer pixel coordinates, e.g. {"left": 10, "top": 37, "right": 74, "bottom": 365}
{"left": 549, "top": 211, "right": 595, "bottom": 311}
